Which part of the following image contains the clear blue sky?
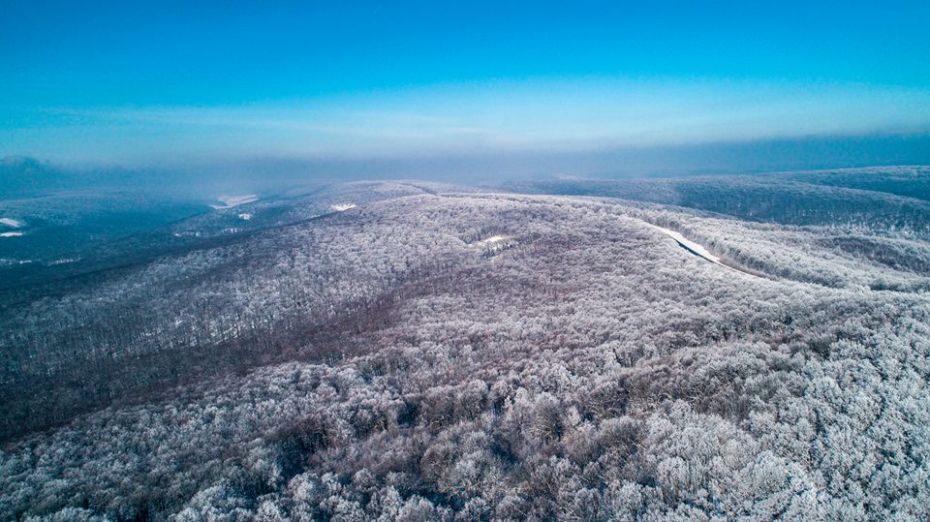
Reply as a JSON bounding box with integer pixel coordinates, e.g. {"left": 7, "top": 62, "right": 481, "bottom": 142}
{"left": 2, "top": 0, "right": 930, "bottom": 164}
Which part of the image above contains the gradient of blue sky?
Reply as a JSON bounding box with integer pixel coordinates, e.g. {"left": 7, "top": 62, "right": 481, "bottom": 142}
{"left": 2, "top": 0, "right": 929, "bottom": 163}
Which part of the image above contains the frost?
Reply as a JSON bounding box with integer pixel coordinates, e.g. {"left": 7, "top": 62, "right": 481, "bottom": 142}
{"left": 3, "top": 175, "right": 930, "bottom": 521}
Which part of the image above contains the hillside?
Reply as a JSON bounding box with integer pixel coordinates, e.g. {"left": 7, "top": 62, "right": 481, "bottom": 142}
{"left": 2, "top": 171, "right": 930, "bottom": 520}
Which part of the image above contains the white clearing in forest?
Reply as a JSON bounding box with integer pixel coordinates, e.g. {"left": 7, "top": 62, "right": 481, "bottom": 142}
{"left": 238, "top": 213, "right": 253, "bottom": 221}
{"left": 647, "top": 224, "right": 721, "bottom": 264}
{"left": 644, "top": 223, "right": 763, "bottom": 278}
{"left": 0, "top": 218, "right": 23, "bottom": 228}
{"left": 330, "top": 203, "right": 357, "bottom": 212}
{"left": 211, "top": 195, "right": 258, "bottom": 209}
{"left": 478, "top": 235, "right": 509, "bottom": 245}
{"left": 0, "top": 231, "right": 24, "bottom": 238}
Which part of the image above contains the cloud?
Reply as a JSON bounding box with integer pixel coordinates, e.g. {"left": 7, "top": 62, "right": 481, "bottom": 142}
{"left": 4, "top": 78, "right": 930, "bottom": 163}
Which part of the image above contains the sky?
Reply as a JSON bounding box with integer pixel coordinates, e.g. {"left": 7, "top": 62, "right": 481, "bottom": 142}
{"left": 2, "top": 0, "right": 930, "bottom": 169}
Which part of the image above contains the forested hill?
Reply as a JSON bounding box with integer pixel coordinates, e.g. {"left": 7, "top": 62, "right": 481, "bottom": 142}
{"left": 505, "top": 166, "right": 930, "bottom": 239}
{"left": 2, "top": 170, "right": 930, "bottom": 520}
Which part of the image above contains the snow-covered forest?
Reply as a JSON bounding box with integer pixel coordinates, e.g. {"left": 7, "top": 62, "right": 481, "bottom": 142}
{"left": 2, "top": 168, "right": 930, "bottom": 520}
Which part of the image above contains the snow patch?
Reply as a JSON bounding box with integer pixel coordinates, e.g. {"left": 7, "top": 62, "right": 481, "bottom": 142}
{"left": 238, "top": 213, "right": 253, "bottom": 221}
{"left": 0, "top": 258, "right": 33, "bottom": 266}
{"left": 210, "top": 194, "right": 258, "bottom": 209}
{"left": 0, "top": 231, "right": 24, "bottom": 238}
{"left": 473, "top": 235, "right": 516, "bottom": 257}
{"left": 647, "top": 224, "right": 721, "bottom": 264}
{"left": 48, "top": 257, "right": 80, "bottom": 266}
{"left": 330, "top": 203, "right": 357, "bottom": 212}
{"left": 644, "top": 222, "right": 762, "bottom": 278}
{"left": 0, "top": 218, "right": 23, "bottom": 228}
{"left": 478, "top": 235, "right": 508, "bottom": 245}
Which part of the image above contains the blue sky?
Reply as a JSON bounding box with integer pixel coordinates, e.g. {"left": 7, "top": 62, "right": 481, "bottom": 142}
{"left": 2, "top": 1, "right": 930, "bottom": 164}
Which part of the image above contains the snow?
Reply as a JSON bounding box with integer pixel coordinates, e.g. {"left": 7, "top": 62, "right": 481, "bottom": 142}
{"left": 0, "top": 218, "right": 23, "bottom": 228}
{"left": 47, "top": 257, "right": 80, "bottom": 266}
{"left": 472, "top": 235, "right": 512, "bottom": 248}
{"left": 0, "top": 258, "right": 33, "bottom": 266}
{"left": 647, "top": 224, "right": 721, "bottom": 264}
{"left": 238, "top": 213, "right": 253, "bottom": 221}
{"left": 330, "top": 203, "right": 357, "bottom": 212}
{"left": 473, "top": 235, "right": 514, "bottom": 256}
{"left": 645, "top": 223, "right": 763, "bottom": 278}
{"left": 210, "top": 195, "right": 258, "bottom": 209}
{"left": 0, "top": 232, "right": 24, "bottom": 238}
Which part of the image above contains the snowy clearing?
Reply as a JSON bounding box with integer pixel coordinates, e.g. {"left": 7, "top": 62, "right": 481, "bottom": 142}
{"left": 473, "top": 235, "right": 516, "bottom": 259}
{"left": 330, "top": 203, "right": 357, "bottom": 212}
{"left": 238, "top": 213, "right": 253, "bottom": 221}
{"left": 210, "top": 195, "right": 258, "bottom": 209}
{"left": 476, "top": 235, "right": 509, "bottom": 246}
{"left": 646, "top": 223, "right": 761, "bottom": 278}
{"left": 0, "top": 218, "right": 23, "bottom": 228}
{"left": 647, "top": 224, "right": 721, "bottom": 263}
{"left": 0, "top": 232, "right": 24, "bottom": 238}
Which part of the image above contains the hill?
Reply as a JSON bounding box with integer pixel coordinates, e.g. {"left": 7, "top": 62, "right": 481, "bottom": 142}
{"left": 2, "top": 171, "right": 930, "bottom": 520}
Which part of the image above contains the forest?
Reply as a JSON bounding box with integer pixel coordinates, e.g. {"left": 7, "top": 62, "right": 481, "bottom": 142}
{"left": 1, "top": 167, "right": 930, "bottom": 521}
